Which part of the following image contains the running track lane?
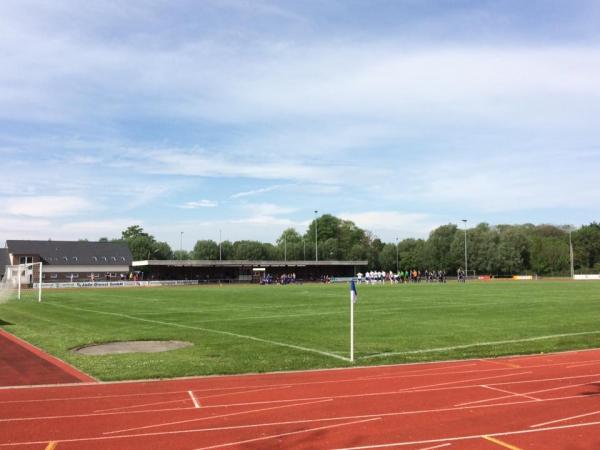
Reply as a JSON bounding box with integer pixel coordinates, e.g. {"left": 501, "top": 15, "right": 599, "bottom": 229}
{"left": 1, "top": 349, "right": 600, "bottom": 449}
{"left": 0, "top": 329, "right": 95, "bottom": 386}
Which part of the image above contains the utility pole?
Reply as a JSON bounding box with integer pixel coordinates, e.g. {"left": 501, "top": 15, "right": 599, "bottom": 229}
{"left": 180, "top": 231, "right": 184, "bottom": 260}
{"left": 569, "top": 227, "right": 574, "bottom": 279}
{"left": 461, "top": 219, "right": 468, "bottom": 280}
{"left": 396, "top": 236, "right": 399, "bottom": 273}
{"left": 314, "top": 210, "right": 318, "bottom": 262}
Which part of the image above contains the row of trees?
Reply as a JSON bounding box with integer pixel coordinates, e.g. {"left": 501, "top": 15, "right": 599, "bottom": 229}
{"left": 108, "top": 218, "right": 600, "bottom": 276}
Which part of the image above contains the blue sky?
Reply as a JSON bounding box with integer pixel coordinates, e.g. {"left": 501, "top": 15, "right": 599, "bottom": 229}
{"left": 1, "top": 0, "right": 599, "bottom": 249}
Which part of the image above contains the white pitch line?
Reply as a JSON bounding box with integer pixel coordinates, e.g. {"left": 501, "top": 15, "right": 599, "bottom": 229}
{"left": 332, "top": 419, "right": 600, "bottom": 449}
{"left": 530, "top": 409, "right": 600, "bottom": 428}
{"left": 104, "top": 398, "right": 333, "bottom": 435}
{"left": 360, "top": 331, "right": 600, "bottom": 360}
{"left": 193, "top": 417, "right": 382, "bottom": 450}
{"left": 188, "top": 391, "right": 201, "bottom": 409}
{"left": 481, "top": 384, "right": 541, "bottom": 402}
{"left": 47, "top": 303, "right": 351, "bottom": 362}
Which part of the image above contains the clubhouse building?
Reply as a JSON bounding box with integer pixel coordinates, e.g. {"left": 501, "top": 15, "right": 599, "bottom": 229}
{"left": 2, "top": 240, "right": 366, "bottom": 285}
{"left": 3, "top": 240, "right": 133, "bottom": 283}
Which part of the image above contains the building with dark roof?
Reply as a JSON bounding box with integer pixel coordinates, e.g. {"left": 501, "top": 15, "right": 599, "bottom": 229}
{"left": 5, "top": 240, "right": 133, "bottom": 283}
{"left": 0, "top": 248, "right": 9, "bottom": 280}
{"left": 132, "top": 259, "right": 367, "bottom": 283}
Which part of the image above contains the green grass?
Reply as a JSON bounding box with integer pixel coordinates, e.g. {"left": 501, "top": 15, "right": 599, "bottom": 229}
{"left": 1, "top": 281, "right": 599, "bottom": 381}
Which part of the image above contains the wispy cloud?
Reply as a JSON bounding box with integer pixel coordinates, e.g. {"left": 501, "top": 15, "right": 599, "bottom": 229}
{"left": 179, "top": 199, "right": 218, "bottom": 209}
{"left": 230, "top": 185, "right": 285, "bottom": 199}
{"left": 2, "top": 196, "right": 92, "bottom": 218}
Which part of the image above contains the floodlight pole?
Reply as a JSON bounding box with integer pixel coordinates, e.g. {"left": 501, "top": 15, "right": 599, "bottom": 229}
{"left": 219, "top": 229, "right": 222, "bottom": 261}
{"left": 461, "top": 219, "right": 468, "bottom": 281}
{"left": 284, "top": 235, "right": 287, "bottom": 262}
{"left": 303, "top": 239, "right": 306, "bottom": 260}
{"left": 395, "top": 237, "right": 399, "bottom": 273}
{"left": 180, "top": 231, "right": 184, "bottom": 259}
{"left": 314, "top": 210, "right": 318, "bottom": 262}
{"left": 569, "top": 228, "right": 574, "bottom": 279}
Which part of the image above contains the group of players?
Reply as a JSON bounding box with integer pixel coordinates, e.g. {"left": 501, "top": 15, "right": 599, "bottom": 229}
{"left": 357, "top": 269, "right": 448, "bottom": 284}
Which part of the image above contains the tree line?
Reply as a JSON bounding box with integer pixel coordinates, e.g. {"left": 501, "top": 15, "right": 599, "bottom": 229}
{"left": 107, "top": 218, "right": 600, "bottom": 276}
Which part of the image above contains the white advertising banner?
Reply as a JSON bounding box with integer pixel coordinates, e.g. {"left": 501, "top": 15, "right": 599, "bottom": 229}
{"left": 573, "top": 274, "right": 600, "bottom": 280}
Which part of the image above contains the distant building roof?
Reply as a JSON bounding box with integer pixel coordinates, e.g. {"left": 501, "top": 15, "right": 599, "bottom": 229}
{"left": 132, "top": 259, "right": 367, "bottom": 268}
{"left": 5, "top": 240, "right": 133, "bottom": 266}
{"left": 0, "top": 248, "right": 9, "bottom": 274}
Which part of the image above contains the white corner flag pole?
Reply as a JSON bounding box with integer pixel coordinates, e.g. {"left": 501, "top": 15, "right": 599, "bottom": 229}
{"left": 350, "top": 293, "right": 354, "bottom": 362}
{"left": 17, "top": 267, "right": 21, "bottom": 300}
{"left": 349, "top": 279, "right": 357, "bottom": 362}
{"left": 38, "top": 262, "right": 42, "bottom": 302}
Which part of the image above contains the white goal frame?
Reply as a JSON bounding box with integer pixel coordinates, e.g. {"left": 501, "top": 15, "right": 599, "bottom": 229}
{"left": 2, "top": 262, "right": 43, "bottom": 302}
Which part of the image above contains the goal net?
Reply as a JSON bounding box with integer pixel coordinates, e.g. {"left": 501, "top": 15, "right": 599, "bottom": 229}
{"left": 0, "top": 262, "right": 43, "bottom": 302}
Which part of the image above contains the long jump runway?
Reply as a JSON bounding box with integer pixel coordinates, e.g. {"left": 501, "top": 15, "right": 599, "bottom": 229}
{"left": 1, "top": 350, "right": 600, "bottom": 449}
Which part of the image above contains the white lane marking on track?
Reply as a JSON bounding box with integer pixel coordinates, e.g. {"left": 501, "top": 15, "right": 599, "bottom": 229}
{"left": 4, "top": 391, "right": 600, "bottom": 426}
{"left": 3, "top": 395, "right": 600, "bottom": 448}
{"left": 193, "top": 417, "right": 382, "bottom": 450}
{"left": 95, "top": 398, "right": 189, "bottom": 413}
{"left": 456, "top": 379, "right": 600, "bottom": 407}
{"left": 566, "top": 360, "right": 600, "bottom": 369}
{"left": 200, "top": 385, "right": 291, "bottom": 401}
{"left": 530, "top": 409, "right": 600, "bottom": 428}
{"left": 103, "top": 398, "right": 333, "bottom": 435}
{"left": 3, "top": 373, "right": 600, "bottom": 424}
{"left": 360, "top": 331, "right": 600, "bottom": 360}
{"left": 418, "top": 444, "right": 451, "bottom": 450}
{"left": 332, "top": 419, "right": 600, "bottom": 449}
{"left": 188, "top": 391, "right": 200, "bottom": 409}
{"left": 481, "top": 385, "right": 541, "bottom": 402}
{"left": 47, "top": 303, "right": 351, "bottom": 362}
{"left": 1, "top": 356, "right": 597, "bottom": 404}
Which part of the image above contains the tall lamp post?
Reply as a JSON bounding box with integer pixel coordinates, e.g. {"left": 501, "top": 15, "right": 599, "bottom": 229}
{"left": 219, "top": 229, "right": 222, "bottom": 261}
{"left": 461, "top": 219, "right": 468, "bottom": 280}
{"left": 569, "top": 227, "right": 574, "bottom": 279}
{"left": 314, "top": 210, "right": 318, "bottom": 262}
{"left": 180, "top": 231, "right": 184, "bottom": 260}
{"left": 395, "top": 237, "right": 399, "bottom": 273}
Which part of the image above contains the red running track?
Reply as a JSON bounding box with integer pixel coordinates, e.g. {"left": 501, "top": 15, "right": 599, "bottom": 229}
{"left": 2, "top": 349, "right": 600, "bottom": 449}
{"left": 0, "top": 329, "right": 94, "bottom": 387}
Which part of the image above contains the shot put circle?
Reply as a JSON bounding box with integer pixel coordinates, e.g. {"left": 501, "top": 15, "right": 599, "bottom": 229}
{"left": 73, "top": 340, "right": 193, "bottom": 355}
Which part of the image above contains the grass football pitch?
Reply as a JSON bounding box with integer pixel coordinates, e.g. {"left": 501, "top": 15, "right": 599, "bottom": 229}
{"left": 0, "top": 280, "right": 599, "bottom": 381}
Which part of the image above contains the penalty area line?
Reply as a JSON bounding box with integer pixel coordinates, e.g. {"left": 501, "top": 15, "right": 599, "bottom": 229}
{"left": 46, "top": 303, "right": 350, "bottom": 362}
{"left": 360, "top": 331, "right": 600, "bottom": 360}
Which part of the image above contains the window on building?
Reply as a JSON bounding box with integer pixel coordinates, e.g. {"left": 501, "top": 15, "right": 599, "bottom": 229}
{"left": 72, "top": 256, "right": 78, "bottom": 262}
{"left": 19, "top": 256, "right": 33, "bottom": 264}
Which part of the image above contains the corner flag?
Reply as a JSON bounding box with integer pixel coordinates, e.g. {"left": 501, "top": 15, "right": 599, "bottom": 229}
{"left": 350, "top": 279, "right": 358, "bottom": 304}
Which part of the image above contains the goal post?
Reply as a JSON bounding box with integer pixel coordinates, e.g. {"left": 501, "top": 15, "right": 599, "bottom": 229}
{"left": 1, "top": 262, "right": 43, "bottom": 302}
